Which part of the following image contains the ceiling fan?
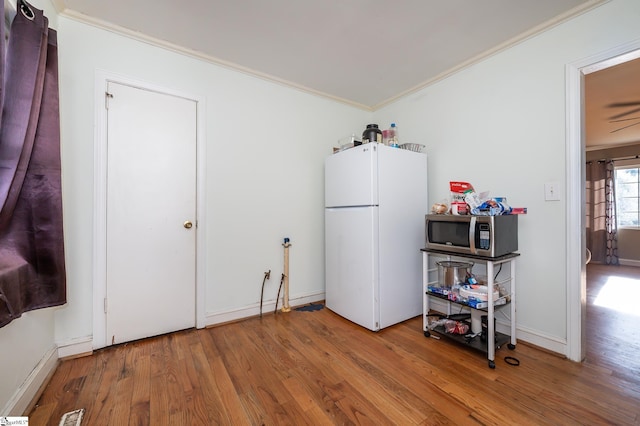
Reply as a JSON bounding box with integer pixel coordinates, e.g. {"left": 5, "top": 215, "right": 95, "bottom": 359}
{"left": 607, "top": 101, "right": 640, "bottom": 133}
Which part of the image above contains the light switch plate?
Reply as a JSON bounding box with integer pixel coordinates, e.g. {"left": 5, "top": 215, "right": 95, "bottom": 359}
{"left": 545, "top": 182, "right": 561, "bottom": 201}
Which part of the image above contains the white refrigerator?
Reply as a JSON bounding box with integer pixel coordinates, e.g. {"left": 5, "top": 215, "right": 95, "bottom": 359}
{"left": 324, "top": 143, "right": 428, "bottom": 331}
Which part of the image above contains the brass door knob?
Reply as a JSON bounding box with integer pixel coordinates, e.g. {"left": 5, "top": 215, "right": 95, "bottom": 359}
{"left": 183, "top": 220, "right": 193, "bottom": 229}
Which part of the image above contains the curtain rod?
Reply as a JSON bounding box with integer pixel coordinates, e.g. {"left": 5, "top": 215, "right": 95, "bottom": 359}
{"left": 587, "top": 154, "right": 640, "bottom": 163}
{"left": 611, "top": 154, "right": 639, "bottom": 162}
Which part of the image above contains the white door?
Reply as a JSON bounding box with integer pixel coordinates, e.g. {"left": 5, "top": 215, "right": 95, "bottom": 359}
{"left": 105, "top": 82, "right": 196, "bottom": 345}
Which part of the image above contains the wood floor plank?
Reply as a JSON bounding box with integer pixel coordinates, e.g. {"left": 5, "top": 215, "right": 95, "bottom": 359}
{"left": 26, "top": 264, "right": 640, "bottom": 425}
{"left": 183, "top": 345, "right": 219, "bottom": 424}
{"left": 68, "top": 352, "right": 107, "bottom": 425}
{"left": 251, "top": 314, "right": 363, "bottom": 425}
{"left": 82, "top": 346, "right": 126, "bottom": 425}
{"left": 264, "top": 314, "right": 421, "bottom": 424}
{"left": 109, "top": 370, "right": 133, "bottom": 424}
{"left": 292, "top": 321, "right": 451, "bottom": 424}
{"left": 149, "top": 339, "right": 170, "bottom": 425}
{"left": 190, "top": 340, "right": 245, "bottom": 424}
{"left": 296, "top": 313, "right": 474, "bottom": 424}
{"left": 209, "top": 326, "right": 282, "bottom": 424}
{"left": 128, "top": 345, "right": 150, "bottom": 426}
{"left": 31, "top": 357, "right": 70, "bottom": 407}
{"left": 25, "top": 401, "right": 56, "bottom": 426}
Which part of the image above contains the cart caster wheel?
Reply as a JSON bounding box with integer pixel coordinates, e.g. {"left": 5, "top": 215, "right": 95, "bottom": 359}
{"left": 508, "top": 343, "right": 516, "bottom": 350}
{"left": 488, "top": 360, "right": 495, "bottom": 369}
{"left": 424, "top": 330, "right": 431, "bottom": 338}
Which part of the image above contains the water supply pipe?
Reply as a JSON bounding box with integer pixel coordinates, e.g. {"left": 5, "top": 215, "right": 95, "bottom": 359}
{"left": 259, "top": 270, "right": 270, "bottom": 317}
{"left": 281, "top": 237, "right": 291, "bottom": 313}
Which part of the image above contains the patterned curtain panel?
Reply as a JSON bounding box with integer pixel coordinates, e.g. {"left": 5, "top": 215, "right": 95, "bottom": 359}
{"left": 0, "top": 0, "right": 65, "bottom": 327}
{"left": 585, "top": 160, "right": 618, "bottom": 265}
{"left": 604, "top": 160, "right": 618, "bottom": 265}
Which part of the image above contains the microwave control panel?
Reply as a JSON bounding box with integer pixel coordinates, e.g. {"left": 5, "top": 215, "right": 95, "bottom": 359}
{"left": 478, "top": 223, "right": 491, "bottom": 250}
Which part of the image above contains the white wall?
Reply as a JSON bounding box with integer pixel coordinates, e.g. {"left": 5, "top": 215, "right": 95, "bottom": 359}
{"left": 0, "top": 309, "right": 57, "bottom": 415}
{"left": 375, "top": 0, "right": 640, "bottom": 352}
{"left": 53, "top": 16, "right": 371, "bottom": 344}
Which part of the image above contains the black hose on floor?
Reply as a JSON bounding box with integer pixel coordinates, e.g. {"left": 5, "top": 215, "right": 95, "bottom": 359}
{"left": 274, "top": 273, "right": 285, "bottom": 314}
{"left": 259, "top": 270, "right": 270, "bottom": 317}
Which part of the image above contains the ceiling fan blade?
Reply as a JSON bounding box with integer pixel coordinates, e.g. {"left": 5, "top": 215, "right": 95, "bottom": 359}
{"left": 610, "top": 120, "right": 640, "bottom": 133}
{"left": 606, "top": 101, "right": 640, "bottom": 108}
{"left": 609, "top": 106, "right": 640, "bottom": 120}
{"left": 609, "top": 116, "right": 640, "bottom": 123}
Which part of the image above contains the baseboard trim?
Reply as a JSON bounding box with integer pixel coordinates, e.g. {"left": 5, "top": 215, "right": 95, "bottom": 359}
{"left": 515, "top": 324, "right": 567, "bottom": 357}
{"left": 619, "top": 258, "right": 640, "bottom": 268}
{"left": 2, "top": 345, "right": 58, "bottom": 416}
{"left": 57, "top": 335, "right": 94, "bottom": 360}
{"left": 427, "top": 298, "right": 567, "bottom": 357}
{"left": 205, "top": 291, "right": 325, "bottom": 326}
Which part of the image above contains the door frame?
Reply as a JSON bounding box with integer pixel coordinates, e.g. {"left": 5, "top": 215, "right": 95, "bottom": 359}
{"left": 92, "top": 70, "right": 207, "bottom": 349}
{"left": 565, "top": 40, "right": 640, "bottom": 362}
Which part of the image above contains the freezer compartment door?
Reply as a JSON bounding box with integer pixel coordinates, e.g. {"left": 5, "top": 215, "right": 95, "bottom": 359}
{"left": 325, "top": 144, "right": 378, "bottom": 208}
{"left": 325, "top": 206, "right": 379, "bottom": 331}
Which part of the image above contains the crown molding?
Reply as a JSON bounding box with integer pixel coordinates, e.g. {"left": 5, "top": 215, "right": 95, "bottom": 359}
{"left": 373, "top": 0, "right": 609, "bottom": 110}
{"left": 49, "top": 0, "right": 65, "bottom": 14}
{"left": 57, "top": 8, "right": 372, "bottom": 112}
{"left": 52, "top": 0, "right": 606, "bottom": 112}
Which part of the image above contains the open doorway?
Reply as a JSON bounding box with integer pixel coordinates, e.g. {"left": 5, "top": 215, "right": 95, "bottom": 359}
{"left": 583, "top": 55, "right": 640, "bottom": 375}
{"left": 566, "top": 43, "right": 640, "bottom": 363}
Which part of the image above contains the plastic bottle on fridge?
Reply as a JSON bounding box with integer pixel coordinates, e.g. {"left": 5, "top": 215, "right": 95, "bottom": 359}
{"left": 388, "top": 123, "right": 399, "bottom": 147}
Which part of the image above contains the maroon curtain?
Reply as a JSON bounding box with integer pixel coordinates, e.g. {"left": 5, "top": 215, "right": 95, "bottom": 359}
{"left": 0, "top": 0, "right": 65, "bottom": 327}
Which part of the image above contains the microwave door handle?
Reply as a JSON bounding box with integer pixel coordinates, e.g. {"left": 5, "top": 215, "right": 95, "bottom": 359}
{"left": 469, "top": 216, "right": 477, "bottom": 254}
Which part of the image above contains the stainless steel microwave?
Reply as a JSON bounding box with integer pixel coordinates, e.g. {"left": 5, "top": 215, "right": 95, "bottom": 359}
{"left": 425, "top": 214, "right": 518, "bottom": 257}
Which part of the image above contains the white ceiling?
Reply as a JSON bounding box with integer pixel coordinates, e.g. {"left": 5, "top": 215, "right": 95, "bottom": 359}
{"left": 55, "top": 0, "right": 598, "bottom": 107}
{"left": 49, "top": 0, "right": 638, "bottom": 148}
{"left": 585, "top": 56, "right": 640, "bottom": 150}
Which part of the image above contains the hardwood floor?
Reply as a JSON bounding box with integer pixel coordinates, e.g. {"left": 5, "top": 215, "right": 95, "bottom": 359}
{"left": 584, "top": 263, "right": 640, "bottom": 386}
{"left": 28, "top": 266, "right": 640, "bottom": 425}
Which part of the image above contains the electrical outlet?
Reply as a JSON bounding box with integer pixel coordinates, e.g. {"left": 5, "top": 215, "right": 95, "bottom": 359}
{"left": 545, "top": 182, "right": 561, "bottom": 201}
